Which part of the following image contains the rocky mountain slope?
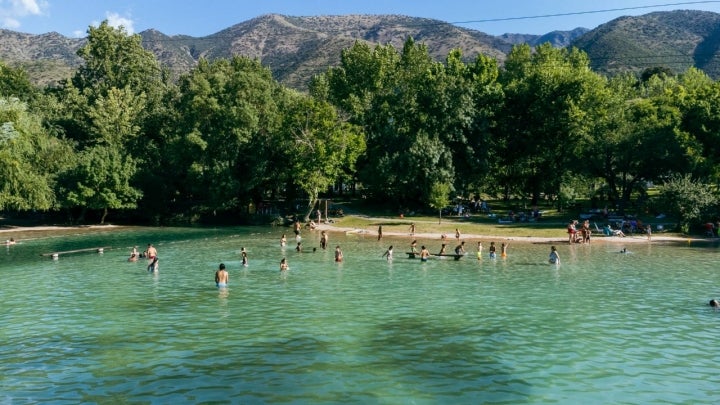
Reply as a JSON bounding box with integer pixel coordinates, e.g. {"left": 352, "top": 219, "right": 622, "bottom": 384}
{"left": 1, "top": 10, "right": 718, "bottom": 90}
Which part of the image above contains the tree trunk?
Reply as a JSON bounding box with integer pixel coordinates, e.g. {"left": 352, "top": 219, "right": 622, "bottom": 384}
{"left": 304, "top": 189, "right": 319, "bottom": 222}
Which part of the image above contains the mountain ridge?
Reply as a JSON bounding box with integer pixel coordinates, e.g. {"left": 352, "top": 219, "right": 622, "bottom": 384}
{"left": 0, "top": 10, "right": 718, "bottom": 89}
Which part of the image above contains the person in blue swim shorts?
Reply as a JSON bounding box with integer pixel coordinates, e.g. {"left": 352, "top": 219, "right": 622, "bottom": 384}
{"left": 215, "top": 263, "right": 228, "bottom": 287}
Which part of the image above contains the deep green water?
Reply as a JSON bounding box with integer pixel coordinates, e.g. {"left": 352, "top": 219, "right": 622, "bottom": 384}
{"left": 1, "top": 226, "right": 719, "bottom": 404}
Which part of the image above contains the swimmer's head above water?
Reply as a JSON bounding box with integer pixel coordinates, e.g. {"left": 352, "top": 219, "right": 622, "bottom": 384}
{"left": 709, "top": 299, "right": 720, "bottom": 308}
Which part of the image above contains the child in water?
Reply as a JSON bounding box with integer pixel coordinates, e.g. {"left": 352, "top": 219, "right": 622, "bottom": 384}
{"left": 548, "top": 246, "right": 560, "bottom": 264}
{"left": 382, "top": 245, "right": 393, "bottom": 261}
{"left": 335, "top": 245, "right": 343, "bottom": 262}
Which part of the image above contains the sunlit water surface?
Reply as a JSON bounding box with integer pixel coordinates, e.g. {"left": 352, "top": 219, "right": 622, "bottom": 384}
{"left": 2, "top": 226, "right": 719, "bottom": 404}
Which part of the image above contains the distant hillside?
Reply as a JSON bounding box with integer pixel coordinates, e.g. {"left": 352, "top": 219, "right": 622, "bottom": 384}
{"left": 572, "top": 10, "right": 720, "bottom": 77}
{"left": 0, "top": 29, "right": 84, "bottom": 86}
{"left": 500, "top": 27, "right": 589, "bottom": 47}
{"left": 1, "top": 11, "right": 720, "bottom": 90}
{"left": 140, "top": 14, "right": 512, "bottom": 89}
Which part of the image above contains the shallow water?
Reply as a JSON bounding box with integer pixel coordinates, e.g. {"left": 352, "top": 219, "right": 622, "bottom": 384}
{"left": 2, "top": 226, "right": 720, "bottom": 404}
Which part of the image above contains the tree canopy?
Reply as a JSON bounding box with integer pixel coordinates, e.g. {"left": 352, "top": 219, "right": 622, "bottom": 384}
{"left": 1, "top": 25, "right": 719, "bottom": 230}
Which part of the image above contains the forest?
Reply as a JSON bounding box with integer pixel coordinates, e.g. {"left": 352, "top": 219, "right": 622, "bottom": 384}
{"left": 1, "top": 22, "right": 719, "bottom": 232}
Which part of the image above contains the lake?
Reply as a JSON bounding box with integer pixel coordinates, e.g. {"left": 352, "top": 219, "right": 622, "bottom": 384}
{"left": 1, "top": 226, "right": 719, "bottom": 403}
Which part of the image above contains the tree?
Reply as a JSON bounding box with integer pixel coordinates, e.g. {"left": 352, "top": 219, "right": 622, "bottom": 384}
{"left": 428, "top": 182, "right": 451, "bottom": 224}
{"left": 49, "top": 21, "right": 166, "bottom": 221}
{"left": 0, "top": 97, "right": 73, "bottom": 211}
{"left": 0, "top": 62, "right": 37, "bottom": 101}
{"left": 171, "top": 56, "right": 284, "bottom": 215}
{"left": 322, "top": 38, "right": 461, "bottom": 207}
{"left": 61, "top": 145, "right": 142, "bottom": 224}
{"left": 279, "top": 93, "right": 365, "bottom": 220}
{"left": 657, "top": 174, "right": 718, "bottom": 233}
{"left": 497, "top": 43, "right": 603, "bottom": 206}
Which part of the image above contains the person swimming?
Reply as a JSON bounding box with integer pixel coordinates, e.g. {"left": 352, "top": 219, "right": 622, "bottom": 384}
{"left": 709, "top": 299, "right": 720, "bottom": 308}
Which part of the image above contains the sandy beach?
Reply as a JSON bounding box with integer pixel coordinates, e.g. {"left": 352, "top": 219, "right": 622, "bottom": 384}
{"left": 313, "top": 222, "right": 708, "bottom": 245}
{"left": 0, "top": 221, "right": 711, "bottom": 245}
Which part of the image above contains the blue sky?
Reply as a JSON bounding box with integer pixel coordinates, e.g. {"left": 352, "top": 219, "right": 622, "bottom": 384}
{"left": 3, "top": 0, "right": 720, "bottom": 37}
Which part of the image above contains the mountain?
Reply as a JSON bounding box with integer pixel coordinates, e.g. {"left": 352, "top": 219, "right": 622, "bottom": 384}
{"left": 137, "top": 14, "right": 513, "bottom": 89}
{"left": 572, "top": 10, "right": 720, "bottom": 78}
{"left": 500, "top": 27, "right": 589, "bottom": 47}
{"left": 1, "top": 11, "right": 719, "bottom": 90}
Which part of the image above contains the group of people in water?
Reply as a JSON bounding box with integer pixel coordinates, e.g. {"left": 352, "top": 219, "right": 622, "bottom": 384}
{"left": 127, "top": 243, "right": 159, "bottom": 272}
{"left": 114, "top": 221, "right": 719, "bottom": 307}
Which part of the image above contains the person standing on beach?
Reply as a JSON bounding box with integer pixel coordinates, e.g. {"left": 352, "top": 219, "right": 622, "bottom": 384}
{"left": 455, "top": 228, "right": 461, "bottom": 241}
{"left": 335, "top": 245, "right": 344, "bottom": 262}
{"left": 215, "top": 263, "right": 228, "bottom": 287}
{"left": 567, "top": 220, "right": 578, "bottom": 244}
{"left": 377, "top": 225, "right": 383, "bottom": 241}
{"left": 409, "top": 223, "right": 416, "bottom": 236}
{"left": 646, "top": 224, "right": 652, "bottom": 241}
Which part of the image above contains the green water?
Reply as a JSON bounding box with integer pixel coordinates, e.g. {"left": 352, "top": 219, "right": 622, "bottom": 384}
{"left": 1, "top": 226, "right": 719, "bottom": 404}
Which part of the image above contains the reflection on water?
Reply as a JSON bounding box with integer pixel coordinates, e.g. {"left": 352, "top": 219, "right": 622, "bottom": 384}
{"left": 1, "top": 226, "right": 719, "bottom": 403}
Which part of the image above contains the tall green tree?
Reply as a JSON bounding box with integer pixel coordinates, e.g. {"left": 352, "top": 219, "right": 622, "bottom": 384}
{"left": 278, "top": 93, "right": 365, "bottom": 219}
{"left": 497, "top": 43, "right": 603, "bottom": 205}
{"left": 322, "top": 38, "right": 465, "bottom": 207}
{"left": 576, "top": 72, "right": 700, "bottom": 212}
{"left": 0, "top": 62, "right": 37, "bottom": 101}
{"left": 49, "top": 21, "right": 167, "bottom": 222}
{"left": 674, "top": 68, "right": 720, "bottom": 183}
{"left": 172, "top": 56, "right": 284, "bottom": 215}
{"left": 60, "top": 145, "right": 142, "bottom": 224}
{"left": 0, "top": 97, "right": 73, "bottom": 211}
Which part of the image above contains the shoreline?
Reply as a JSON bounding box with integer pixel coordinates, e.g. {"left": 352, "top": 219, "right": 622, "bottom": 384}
{"left": 313, "top": 223, "right": 712, "bottom": 245}
{"left": 0, "top": 222, "right": 714, "bottom": 246}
